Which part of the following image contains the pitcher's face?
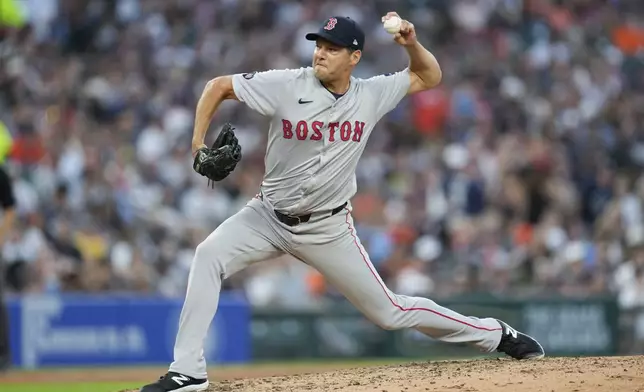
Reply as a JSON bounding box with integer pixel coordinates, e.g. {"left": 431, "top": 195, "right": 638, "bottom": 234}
{"left": 312, "top": 39, "right": 360, "bottom": 82}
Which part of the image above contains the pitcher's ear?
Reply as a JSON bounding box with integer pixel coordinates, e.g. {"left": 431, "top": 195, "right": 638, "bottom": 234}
{"left": 351, "top": 49, "right": 362, "bottom": 65}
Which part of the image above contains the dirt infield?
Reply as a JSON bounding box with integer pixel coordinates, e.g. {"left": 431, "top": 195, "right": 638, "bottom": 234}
{"left": 1, "top": 356, "right": 642, "bottom": 391}
{"left": 141, "top": 356, "right": 642, "bottom": 392}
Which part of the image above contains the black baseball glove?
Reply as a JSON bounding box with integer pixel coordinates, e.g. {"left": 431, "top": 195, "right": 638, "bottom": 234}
{"left": 193, "top": 122, "right": 242, "bottom": 187}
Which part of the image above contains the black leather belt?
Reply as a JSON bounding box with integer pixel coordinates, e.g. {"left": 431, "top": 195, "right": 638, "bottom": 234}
{"left": 274, "top": 202, "right": 347, "bottom": 227}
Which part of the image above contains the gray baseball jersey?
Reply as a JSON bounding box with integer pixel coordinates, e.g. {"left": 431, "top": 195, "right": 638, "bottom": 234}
{"left": 167, "top": 67, "right": 506, "bottom": 380}
{"left": 231, "top": 67, "right": 410, "bottom": 214}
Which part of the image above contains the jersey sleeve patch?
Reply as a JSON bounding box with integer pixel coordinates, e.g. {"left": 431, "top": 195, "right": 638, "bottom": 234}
{"left": 242, "top": 72, "right": 257, "bottom": 80}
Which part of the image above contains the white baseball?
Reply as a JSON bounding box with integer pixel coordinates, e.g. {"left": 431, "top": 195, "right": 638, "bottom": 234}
{"left": 383, "top": 16, "right": 402, "bottom": 35}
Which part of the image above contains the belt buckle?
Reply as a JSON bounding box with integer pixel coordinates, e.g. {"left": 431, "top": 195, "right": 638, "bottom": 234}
{"left": 292, "top": 215, "right": 301, "bottom": 226}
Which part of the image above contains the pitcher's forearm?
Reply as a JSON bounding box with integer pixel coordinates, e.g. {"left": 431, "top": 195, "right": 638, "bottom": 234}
{"left": 405, "top": 41, "right": 442, "bottom": 89}
{"left": 192, "top": 76, "right": 237, "bottom": 147}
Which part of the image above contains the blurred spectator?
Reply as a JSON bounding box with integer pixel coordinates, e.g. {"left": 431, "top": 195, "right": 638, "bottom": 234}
{"left": 0, "top": 163, "right": 16, "bottom": 371}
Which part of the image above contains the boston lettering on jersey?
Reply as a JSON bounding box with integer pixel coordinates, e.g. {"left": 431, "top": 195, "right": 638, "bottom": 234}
{"left": 281, "top": 120, "right": 366, "bottom": 142}
{"left": 230, "top": 67, "right": 411, "bottom": 213}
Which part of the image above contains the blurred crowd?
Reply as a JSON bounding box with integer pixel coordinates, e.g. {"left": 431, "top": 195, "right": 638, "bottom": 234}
{"left": 1, "top": 0, "right": 644, "bottom": 310}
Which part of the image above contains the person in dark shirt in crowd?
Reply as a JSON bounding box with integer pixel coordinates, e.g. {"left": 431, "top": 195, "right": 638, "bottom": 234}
{"left": 0, "top": 164, "right": 16, "bottom": 371}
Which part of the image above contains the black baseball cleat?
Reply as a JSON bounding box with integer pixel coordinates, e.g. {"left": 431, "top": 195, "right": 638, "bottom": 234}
{"left": 495, "top": 320, "right": 545, "bottom": 360}
{"left": 139, "top": 372, "right": 209, "bottom": 392}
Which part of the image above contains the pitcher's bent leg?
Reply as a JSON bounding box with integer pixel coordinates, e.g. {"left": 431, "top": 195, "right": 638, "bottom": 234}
{"left": 296, "top": 210, "right": 502, "bottom": 353}
{"left": 169, "top": 204, "right": 283, "bottom": 378}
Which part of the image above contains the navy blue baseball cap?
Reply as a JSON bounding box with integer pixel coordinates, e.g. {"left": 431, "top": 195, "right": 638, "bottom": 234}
{"left": 305, "top": 16, "right": 365, "bottom": 51}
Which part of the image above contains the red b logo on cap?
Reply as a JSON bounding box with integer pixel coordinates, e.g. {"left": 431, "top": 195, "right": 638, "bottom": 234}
{"left": 324, "top": 17, "right": 337, "bottom": 30}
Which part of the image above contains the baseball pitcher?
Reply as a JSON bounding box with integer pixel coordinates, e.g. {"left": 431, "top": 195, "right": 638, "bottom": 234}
{"left": 140, "top": 12, "right": 544, "bottom": 392}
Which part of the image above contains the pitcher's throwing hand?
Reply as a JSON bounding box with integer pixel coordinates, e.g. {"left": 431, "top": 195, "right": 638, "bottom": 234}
{"left": 382, "top": 12, "right": 417, "bottom": 46}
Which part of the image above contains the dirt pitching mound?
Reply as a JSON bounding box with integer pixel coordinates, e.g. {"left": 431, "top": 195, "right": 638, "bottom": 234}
{"left": 123, "top": 356, "right": 643, "bottom": 392}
